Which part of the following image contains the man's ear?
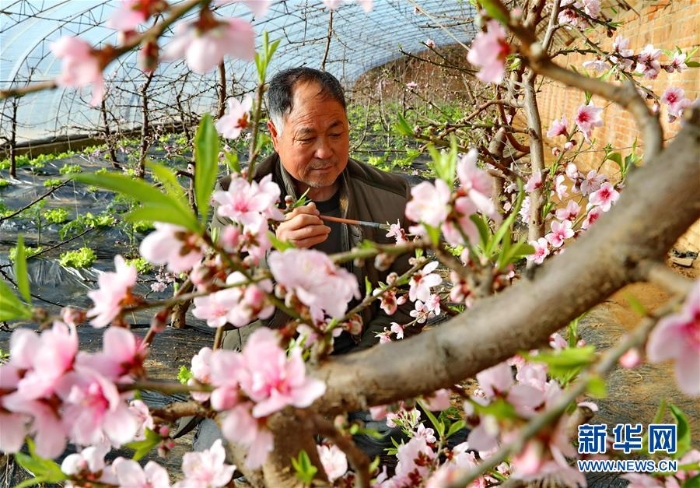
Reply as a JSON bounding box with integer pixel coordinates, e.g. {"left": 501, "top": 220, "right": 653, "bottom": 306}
{"left": 268, "top": 120, "right": 280, "bottom": 151}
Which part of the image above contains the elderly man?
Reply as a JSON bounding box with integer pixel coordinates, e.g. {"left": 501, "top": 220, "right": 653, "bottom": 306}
{"left": 213, "top": 66, "right": 415, "bottom": 354}
{"left": 184, "top": 68, "right": 419, "bottom": 461}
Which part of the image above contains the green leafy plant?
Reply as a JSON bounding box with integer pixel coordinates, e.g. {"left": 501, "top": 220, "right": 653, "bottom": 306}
{"left": 291, "top": 450, "right": 318, "bottom": 485}
{"left": 43, "top": 208, "right": 69, "bottom": 224}
{"left": 9, "top": 245, "right": 43, "bottom": 262}
{"left": 43, "top": 178, "right": 62, "bottom": 187}
{"left": 59, "top": 163, "right": 82, "bottom": 175}
{"left": 126, "top": 256, "right": 152, "bottom": 273}
{"left": 59, "top": 247, "right": 97, "bottom": 268}
{"left": 0, "top": 178, "right": 10, "bottom": 188}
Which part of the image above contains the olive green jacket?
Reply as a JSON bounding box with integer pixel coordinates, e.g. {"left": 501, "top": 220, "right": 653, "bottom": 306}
{"left": 212, "top": 153, "right": 415, "bottom": 351}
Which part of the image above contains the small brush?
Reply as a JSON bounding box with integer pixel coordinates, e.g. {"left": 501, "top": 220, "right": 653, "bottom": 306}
{"left": 319, "top": 214, "right": 392, "bottom": 231}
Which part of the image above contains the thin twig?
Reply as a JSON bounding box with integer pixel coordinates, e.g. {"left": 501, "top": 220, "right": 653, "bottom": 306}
{"left": 0, "top": 180, "right": 70, "bottom": 222}
{"left": 313, "top": 414, "right": 371, "bottom": 488}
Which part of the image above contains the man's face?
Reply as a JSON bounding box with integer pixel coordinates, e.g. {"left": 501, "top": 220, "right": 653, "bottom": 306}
{"left": 268, "top": 81, "right": 349, "bottom": 200}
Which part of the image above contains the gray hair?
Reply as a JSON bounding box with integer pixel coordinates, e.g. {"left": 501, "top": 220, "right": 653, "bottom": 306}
{"left": 267, "top": 67, "right": 347, "bottom": 134}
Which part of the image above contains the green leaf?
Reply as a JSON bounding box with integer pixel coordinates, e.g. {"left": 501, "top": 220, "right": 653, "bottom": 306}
{"left": 524, "top": 346, "right": 596, "bottom": 381}
{"left": 447, "top": 419, "right": 467, "bottom": 438}
{"left": 125, "top": 428, "right": 162, "bottom": 461}
{"left": 125, "top": 204, "right": 199, "bottom": 232}
{"left": 74, "top": 172, "right": 197, "bottom": 230}
{"left": 194, "top": 114, "right": 220, "bottom": 223}
{"left": 394, "top": 113, "right": 414, "bottom": 137}
{"left": 15, "top": 235, "right": 31, "bottom": 303}
{"left": 14, "top": 443, "right": 66, "bottom": 485}
{"left": 291, "top": 450, "right": 318, "bottom": 485}
{"left": 682, "top": 474, "right": 700, "bottom": 488}
{"left": 685, "top": 61, "right": 700, "bottom": 68}
{"left": 365, "top": 277, "right": 372, "bottom": 297}
{"left": 651, "top": 398, "right": 668, "bottom": 424}
{"left": 472, "top": 397, "right": 516, "bottom": 420}
{"left": 669, "top": 403, "right": 692, "bottom": 457}
{"left": 606, "top": 151, "right": 623, "bottom": 171}
{"left": 427, "top": 138, "right": 458, "bottom": 187}
{"left": 423, "top": 223, "right": 441, "bottom": 247}
{"left": 268, "top": 231, "right": 296, "bottom": 251}
{"left": 586, "top": 375, "right": 607, "bottom": 398}
{"left": 224, "top": 151, "right": 240, "bottom": 174}
{"left": 420, "top": 401, "right": 445, "bottom": 438}
{"left": 0, "top": 278, "right": 32, "bottom": 321}
{"left": 148, "top": 161, "right": 187, "bottom": 205}
{"left": 470, "top": 214, "right": 491, "bottom": 249}
{"left": 479, "top": 0, "right": 509, "bottom": 24}
{"left": 178, "top": 365, "right": 194, "bottom": 384}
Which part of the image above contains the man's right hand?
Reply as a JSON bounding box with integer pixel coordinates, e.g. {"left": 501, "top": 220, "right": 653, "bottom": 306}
{"left": 276, "top": 202, "right": 331, "bottom": 249}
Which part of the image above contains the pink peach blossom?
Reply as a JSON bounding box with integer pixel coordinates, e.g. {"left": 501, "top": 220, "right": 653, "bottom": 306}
{"left": 50, "top": 36, "right": 105, "bottom": 106}
{"left": 236, "top": 328, "right": 326, "bottom": 417}
{"left": 216, "top": 96, "right": 253, "bottom": 139}
{"left": 405, "top": 179, "right": 452, "bottom": 229}
{"left": 467, "top": 20, "right": 511, "bottom": 84}
{"left": 87, "top": 255, "right": 138, "bottom": 328}
{"left": 582, "top": 206, "right": 603, "bottom": 230}
{"left": 574, "top": 103, "right": 603, "bottom": 141}
{"left": 13, "top": 321, "right": 78, "bottom": 399}
{"left": 61, "top": 443, "right": 116, "bottom": 487}
{"left": 588, "top": 182, "right": 620, "bottom": 212}
{"left": 193, "top": 288, "right": 242, "bottom": 328}
{"left": 268, "top": 249, "right": 359, "bottom": 319}
{"left": 215, "top": 0, "right": 271, "bottom": 17}
{"left": 164, "top": 16, "right": 255, "bottom": 74}
{"left": 424, "top": 388, "right": 452, "bottom": 411}
{"left": 661, "top": 86, "right": 693, "bottom": 121}
{"left": 56, "top": 367, "right": 138, "bottom": 446}
{"left": 386, "top": 220, "right": 408, "bottom": 245}
{"left": 107, "top": 0, "right": 165, "bottom": 31}
{"left": 140, "top": 223, "right": 204, "bottom": 273}
{"left": 408, "top": 261, "right": 442, "bottom": 303}
{"left": 212, "top": 174, "right": 284, "bottom": 230}
{"left": 580, "top": 169, "right": 606, "bottom": 196}
{"left": 189, "top": 347, "right": 214, "bottom": 402}
{"left": 457, "top": 148, "right": 499, "bottom": 221}
{"left": 646, "top": 280, "right": 700, "bottom": 395}
{"left": 547, "top": 115, "right": 569, "bottom": 138}
{"left": 611, "top": 36, "right": 634, "bottom": 70}
{"left": 636, "top": 44, "right": 662, "bottom": 79}
{"left": 555, "top": 200, "right": 580, "bottom": 221}
{"left": 77, "top": 326, "right": 147, "bottom": 382}
{"left": 545, "top": 220, "right": 574, "bottom": 248}
{"left": 0, "top": 365, "right": 27, "bottom": 454}
{"left": 527, "top": 237, "right": 550, "bottom": 265}
{"left": 177, "top": 439, "right": 235, "bottom": 488}
{"left": 219, "top": 403, "right": 273, "bottom": 469}
{"left": 129, "top": 399, "right": 155, "bottom": 441}
{"left": 668, "top": 53, "right": 688, "bottom": 73}
{"left": 317, "top": 444, "right": 348, "bottom": 481}
{"left": 525, "top": 170, "right": 543, "bottom": 193}
{"left": 113, "top": 458, "right": 171, "bottom": 488}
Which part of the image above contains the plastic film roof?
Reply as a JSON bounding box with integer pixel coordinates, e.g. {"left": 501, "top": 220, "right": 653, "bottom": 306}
{"left": 1, "top": 1, "right": 478, "bottom": 143}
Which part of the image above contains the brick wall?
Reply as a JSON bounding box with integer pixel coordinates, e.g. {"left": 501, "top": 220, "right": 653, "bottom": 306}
{"left": 537, "top": 0, "right": 700, "bottom": 263}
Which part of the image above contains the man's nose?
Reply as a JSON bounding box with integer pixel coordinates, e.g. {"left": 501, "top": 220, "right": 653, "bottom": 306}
{"left": 314, "top": 138, "right": 333, "bottom": 159}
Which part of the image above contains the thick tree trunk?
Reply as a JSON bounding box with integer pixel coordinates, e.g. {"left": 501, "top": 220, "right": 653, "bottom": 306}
{"left": 312, "top": 109, "right": 700, "bottom": 415}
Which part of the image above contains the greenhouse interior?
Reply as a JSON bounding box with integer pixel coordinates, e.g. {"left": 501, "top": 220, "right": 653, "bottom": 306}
{"left": 0, "top": 1, "right": 699, "bottom": 487}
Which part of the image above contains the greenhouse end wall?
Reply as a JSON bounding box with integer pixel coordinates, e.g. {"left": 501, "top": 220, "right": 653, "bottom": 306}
{"left": 537, "top": 0, "right": 700, "bottom": 263}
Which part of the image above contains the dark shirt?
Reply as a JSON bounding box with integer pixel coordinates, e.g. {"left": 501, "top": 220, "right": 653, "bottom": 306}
{"left": 310, "top": 190, "right": 356, "bottom": 354}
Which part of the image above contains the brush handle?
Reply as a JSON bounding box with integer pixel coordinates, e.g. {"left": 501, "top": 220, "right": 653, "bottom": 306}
{"left": 319, "top": 214, "right": 391, "bottom": 231}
